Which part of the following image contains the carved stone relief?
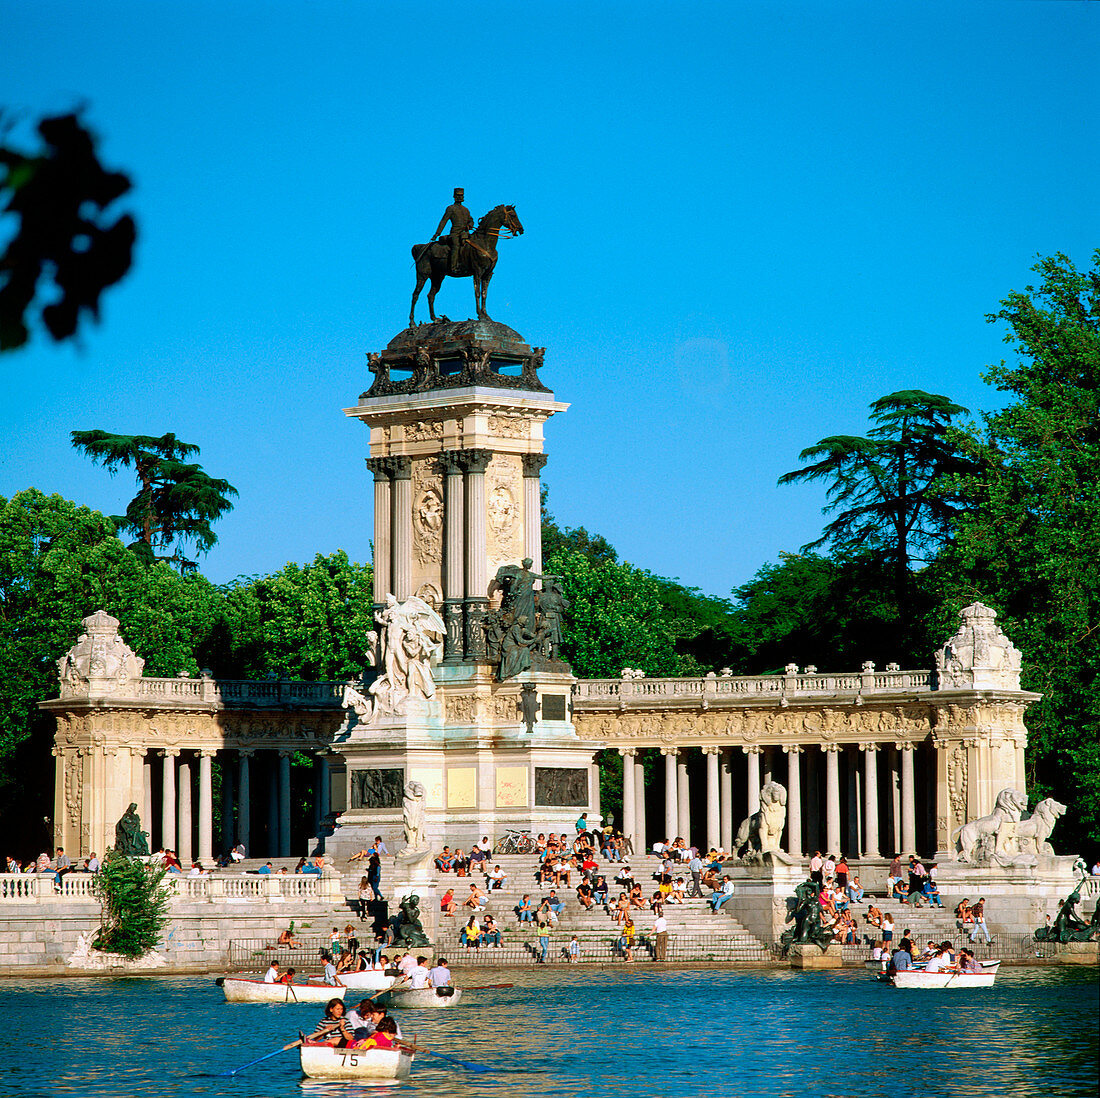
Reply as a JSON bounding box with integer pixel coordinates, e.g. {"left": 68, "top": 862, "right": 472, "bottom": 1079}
{"left": 486, "top": 454, "right": 523, "bottom": 574}
{"left": 405, "top": 420, "right": 444, "bottom": 442}
{"left": 535, "top": 766, "right": 587, "bottom": 807}
{"left": 65, "top": 752, "right": 83, "bottom": 827}
{"left": 488, "top": 413, "right": 529, "bottom": 440}
{"left": 949, "top": 744, "right": 967, "bottom": 825}
{"left": 412, "top": 460, "right": 444, "bottom": 567}
{"left": 446, "top": 694, "right": 479, "bottom": 724}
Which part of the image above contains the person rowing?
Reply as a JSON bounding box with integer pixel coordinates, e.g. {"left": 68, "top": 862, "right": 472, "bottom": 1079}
{"left": 305, "top": 998, "right": 355, "bottom": 1047}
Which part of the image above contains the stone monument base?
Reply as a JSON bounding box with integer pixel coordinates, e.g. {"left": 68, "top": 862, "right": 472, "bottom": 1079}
{"left": 789, "top": 941, "right": 844, "bottom": 969}
{"left": 1051, "top": 941, "right": 1098, "bottom": 965}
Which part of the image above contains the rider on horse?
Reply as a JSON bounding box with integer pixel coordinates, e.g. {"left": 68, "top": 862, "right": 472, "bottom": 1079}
{"left": 432, "top": 187, "right": 474, "bottom": 274}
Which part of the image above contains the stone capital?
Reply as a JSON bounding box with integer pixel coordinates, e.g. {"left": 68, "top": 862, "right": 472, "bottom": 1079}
{"left": 700, "top": 745, "right": 720, "bottom": 756}
{"left": 521, "top": 453, "right": 548, "bottom": 477}
{"left": 660, "top": 747, "right": 680, "bottom": 757}
{"left": 460, "top": 448, "right": 492, "bottom": 475}
{"left": 894, "top": 741, "right": 915, "bottom": 752}
{"left": 238, "top": 748, "right": 256, "bottom": 759}
{"left": 782, "top": 744, "right": 804, "bottom": 755}
{"left": 820, "top": 743, "right": 841, "bottom": 753}
{"left": 197, "top": 748, "right": 216, "bottom": 758}
{"left": 365, "top": 457, "right": 392, "bottom": 481}
{"left": 390, "top": 455, "right": 412, "bottom": 480}
{"left": 439, "top": 449, "right": 466, "bottom": 476}
{"left": 741, "top": 745, "right": 762, "bottom": 755}
{"left": 617, "top": 747, "right": 637, "bottom": 759}
{"left": 858, "top": 742, "right": 881, "bottom": 753}
{"left": 162, "top": 747, "right": 180, "bottom": 758}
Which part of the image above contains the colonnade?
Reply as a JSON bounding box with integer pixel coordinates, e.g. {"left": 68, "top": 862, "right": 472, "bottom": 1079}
{"left": 145, "top": 749, "right": 332, "bottom": 864}
{"left": 618, "top": 742, "right": 925, "bottom": 858}
{"left": 367, "top": 450, "right": 546, "bottom": 663}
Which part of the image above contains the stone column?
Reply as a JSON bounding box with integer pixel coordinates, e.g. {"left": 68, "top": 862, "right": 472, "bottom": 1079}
{"left": 391, "top": 456, "right": 413, "bottom": 601}
{"left": 823, "top": 745, "right": 841, "bottom": 856}
{"left": 366, "top": 458, "right": 392, "bottom": 607}
{"left": 620, "top": 749, "right": 637, "bottom": 849}
{"left": 634, "top": 759, "right": 647, "bottom": 856}
{"left": 662, "top": 749, "right": 678, "bottom": 843}
{"left": 899, "top": 742, "right": 916, "bottom": 854}
{"left": 719, "top": 749, "right": 734, "bottom": 852}
{"left": 161, "top": 749, "right": 178, "bottom": 853}
{"left": 522, "top": 453, "right": 547, "bottom": 574}
{"left": 238, "top": 751, "right": 252, "bottom": 851}
{"left": 441, "top": 450, "right": 466, "bottom": 661}
{"left": 266, "top": 760, "right": 279, "bottom": 858}
{"left": 784, "top": 745, "right": 803, "bottom": 858}
{"left": 676, "top": 753, "right": 690, "bottom": 841}
{"left": 762, "top": 747, "right": 774, "bottom": 786}
{"left": 178, "top": 756, "right": 193, "bottom": 866}
{"left": 463, "top": 449, "right": 492, "bottom": 660}
{"left": 745, "top": 747, "right": 761, "bottom": 815}
{"left": 142, "top": 754, "right": 153, "bottom": 847}
{"left": 198, "top": 750, "right": 214, "bottom": 864}
{"left": 221, "top": 760, "right": 235, "bottom": 857}
{"left": 862, "top": 744, "right": 880, "bottom": 857}
{"left": 704, "top": 748, "right": 720, "bottom": 853}
{"left": 278, "top": 751, "right": 292, "bottom": 857}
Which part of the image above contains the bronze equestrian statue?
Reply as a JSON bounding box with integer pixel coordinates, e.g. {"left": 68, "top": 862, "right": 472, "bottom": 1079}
{"left": 433, "top": 188, "right": 474, "bottom": 274}
{"left": 410, "top": 202, "right": 523, "bottom": 326}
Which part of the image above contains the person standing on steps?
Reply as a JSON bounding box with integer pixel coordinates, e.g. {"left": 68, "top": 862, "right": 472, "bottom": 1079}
{"left": 653, "top": 911, "right": 668, "bottom": 961}
{"left": 688, "top": 852, "right": 703, "bottom": 898}
{"left": 537, "top": 919, "right": 550, "bottom": 963}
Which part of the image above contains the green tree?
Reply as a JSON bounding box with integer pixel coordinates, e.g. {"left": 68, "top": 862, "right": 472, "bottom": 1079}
{"left": 779, "top": 390, "right": 972, "bottom": 612}
{"left": 0, "top": 111, "right": 134, "bottom": 351}
{"left": 216, "top": 551, "right": 375, "bottom": 680}
{"left": 0, "top": 489, "right": 224, "bottom": 853}
{"left": 92, "top": 847, "right": 170, "bottom": 957}
{"left": 71, "top": 430, "right": 237, "bottom": 571}
{"left": 942, "top": 249, "right": 1100, "bottom": 848}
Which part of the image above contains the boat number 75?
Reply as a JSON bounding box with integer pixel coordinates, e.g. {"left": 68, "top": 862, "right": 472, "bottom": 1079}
{"left": 348, "top": 1056, "right": 358, "bottom": 1066}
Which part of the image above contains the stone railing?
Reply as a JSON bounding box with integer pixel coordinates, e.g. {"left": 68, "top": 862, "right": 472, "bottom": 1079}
{"left": 573, "top": 668, "right": 934, "bottom": 707}
{"left": 131, "top": 678, "right": 346, "bottom": 708}
{"left": 0, "top": 873, "right": 344, "bottom": 905}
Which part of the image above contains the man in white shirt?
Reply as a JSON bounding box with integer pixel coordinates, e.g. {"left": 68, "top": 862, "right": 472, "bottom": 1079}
{"left": 397, "top": 952, "right": 417, "bottom": 976}
{"left": 428, "top": 958, "right": 452, "bottom": 987}
{"left": 264, "top": 961, "right": 280, "bottom": 983}
{"left": 487, "top": 864, "right": 507, "bottom": 890}
{"left": 709, "top": 876, "right": 736, "bottom": 911}
{"left": 408, "top": 955, "right": 431, "bottom": 988}
{"left": 322, "top": 953, "right": 342, "bottom": 986}
{"left": 654, "top": 913, "right": 668, "bottom": 960}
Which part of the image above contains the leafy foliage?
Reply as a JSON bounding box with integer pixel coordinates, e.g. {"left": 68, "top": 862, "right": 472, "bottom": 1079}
{"left": 215, "top": 551, "right": 376, "bottom": 680}
{"left": 779, "top": 390, "right": 973, "bottom": 608}
{"left": 0, "top": 112, "right": 134, "bottom": 350}
{"left": 71, "top": 430, "right": 237, "bottom": 571}
{"left": 92, "top": 847, "right": 170, "bottom": 957}
{"left": 940, "top": 249, "right": 1100, "bottom": 845}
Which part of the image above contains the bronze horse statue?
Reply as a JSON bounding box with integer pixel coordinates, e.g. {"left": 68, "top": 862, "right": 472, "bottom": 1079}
{"left": 409, "top": 204, "right": 523, "bottom": 326}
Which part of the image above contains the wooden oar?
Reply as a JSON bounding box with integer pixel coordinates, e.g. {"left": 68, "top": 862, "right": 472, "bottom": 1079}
{"left": 217, "top": 1039, "right": 301, "bottom": 1077}
{"left": 396, "top": 1039, "right": 492, "bottom": 1073}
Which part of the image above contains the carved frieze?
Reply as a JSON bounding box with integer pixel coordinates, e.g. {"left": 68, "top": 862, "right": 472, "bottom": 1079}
{"left": 949, "top": 743, "right": 967, "bottom": 825}
{"left": 405, "top": 420, "right": 444, "bottom": 442}
{"left": 446, "top": 694, "right": 479, "bottom": 724}
{"left": 412, "top": 459, "right": 444, "bottom": 566}
{"left": 488, "top": 413, "right": 529, "bottom": 439}
{"left": 64, "top": 752, "right": 83, "bottom": 827}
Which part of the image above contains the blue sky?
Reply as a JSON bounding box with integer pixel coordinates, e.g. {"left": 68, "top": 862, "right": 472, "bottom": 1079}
{"left": 2, "top": 1, "right": 1097, "bottom": 598}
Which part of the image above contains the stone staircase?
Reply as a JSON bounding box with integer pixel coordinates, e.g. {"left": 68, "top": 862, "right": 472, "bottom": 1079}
{"left": 424, "top": 853, "right": 773, "bottom": 964}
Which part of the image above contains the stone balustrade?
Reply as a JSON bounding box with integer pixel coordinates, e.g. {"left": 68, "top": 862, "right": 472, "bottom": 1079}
{"left": 0, "top": 873, "right": 345, "bottom": 906}
{"left": 133, "top": 677, "right": 345, "bottom": 707}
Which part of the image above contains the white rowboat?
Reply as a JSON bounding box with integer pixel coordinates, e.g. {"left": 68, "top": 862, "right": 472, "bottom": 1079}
{"left": 299, "top": 1043, "right": 413, "bottom": 1080}
{"left": 889, "top": 961, "right": 1000, "bottom": 989}
{"left": 218, "top": 977, "right": 347, "bottom": 1004}
{"left": 375, "top": 985, "right": 463, "bottom": 1009}
{"left": 306, "top": 970, "right": 396, "bottom": 991}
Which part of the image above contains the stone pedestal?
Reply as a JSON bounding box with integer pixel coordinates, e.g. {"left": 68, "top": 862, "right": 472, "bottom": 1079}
{"left": 789, "top": 941, "right": 844, "bottom": 969}
{"left": 1052, "top": 941, "right": 1098, "bottom": 965}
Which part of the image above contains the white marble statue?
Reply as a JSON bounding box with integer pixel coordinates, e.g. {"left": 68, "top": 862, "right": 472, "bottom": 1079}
{"left": 368, "top": 594, "right": 445, "bottom": 721}
{"left": 953, "top": 787, "right": 1029, "bottom": 863}
{"left": 733, "top": 781, "right": 792, "bottom": 865}
{"left": 1012, "top": 797, "right": 1066, "bottom": 859}
{"left": 401, "top": 780, "right": 428, "bottom": 853}
{"left": 342, "top": 681, "right": 373, "bottom": 721}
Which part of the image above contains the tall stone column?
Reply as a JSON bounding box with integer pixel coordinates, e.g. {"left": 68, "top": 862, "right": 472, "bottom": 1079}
{"left": 899, "top": 742, "right": 916, "bottom": 854}
{"left": 440, "top": 451, "right": 466, "bottom": 661}
{"left": 198, "top": 750, "right": 214, "bottom": 863}
{"left": 745, "top": 747, "right": 761, "bottom": 815}
{"left": 889, "top": 746, "right": 901, "bottom": 854}
{"left": 824, "top": 745, "right": 841, "bottom": 856}
{"left": 161, "top": 749, "right": 178, "bottom": 853}
{"left": 676, "top": 753, "right": 690, "bottom": 841}
{"left": 238, "top": 751, "right": 252, "bottom": 852}
{"left": 391, "top": 456, "right": 413, "bottom": 601}
{"left": 462, "top": 449, "right": 492, "bottom": 660}
{"left": 719, "top": 749, "right": 734, "bottom": 852}
{"left": 178, "top": 756, "right": 193, "bottom": 866}
{"left": 221, "top": 760, "right": 235, "bottom": 857}
{"left": 862, "top": 744, "right": 880, "bottom": 857}
{"left": 662, "top": 749, "right": 678, "bottom": 842}
{"left": 522, "top": 454, "right": 547, "bottom": 574}
{"left": 278, "top": 751, "right": 292, "bottom": 857}
{"left": 620, "top": 749, "right": 637, "bottom": 849}
{"left": 762, "top": 747, "right": 773, "bottom": 786}
{"left": 784, "top": 745, "right": 803, "bottom": 858}
{"left": 704, "top": 748, "right": 720, "bottom": 853}
{"left": 366, "top": 458, "right": 392, "bottom": 607}
{"left": 634, "top": 759, "right": 647, "bottom": 855}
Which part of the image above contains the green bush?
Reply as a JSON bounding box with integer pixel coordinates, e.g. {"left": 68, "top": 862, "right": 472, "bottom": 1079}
{"left": 92, "top": 847, "right": 170, "bottom": 958}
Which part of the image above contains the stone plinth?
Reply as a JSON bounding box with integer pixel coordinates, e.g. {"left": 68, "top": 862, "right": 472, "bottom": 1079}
{"left": 789, "top": 941, "right": 844, "bottom": 969}
{"left": 719, "top": 864, "right": 807, "bottom": 946}
{"left": 1051, "top": 941, "right": 1098, "bottom": 965}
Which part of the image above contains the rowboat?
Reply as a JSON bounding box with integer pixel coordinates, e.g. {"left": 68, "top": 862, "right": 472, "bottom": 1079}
{"left": 375, "top": 985, "right": 463, "bottom": 1009}
{"left": 299, "top": 1043, "right": 413, "bottom": 1080}
{"left": 306, "top": 969, "right": 396, "bottom": 991}
{"left": 217, "top": 977, "right": 347, "bottom": 1004}
{"left": 886, "top": 961, "right": 1000, "bottom": 989}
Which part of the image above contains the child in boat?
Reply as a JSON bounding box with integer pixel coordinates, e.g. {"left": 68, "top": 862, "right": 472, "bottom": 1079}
{"left": 350, "top": 1016, "right": 399, "bottom": 1050}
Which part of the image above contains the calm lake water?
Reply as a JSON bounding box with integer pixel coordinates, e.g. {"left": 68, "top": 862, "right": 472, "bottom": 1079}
{"left": 0, "top": 965, "right": 1096, "bottom": 1097}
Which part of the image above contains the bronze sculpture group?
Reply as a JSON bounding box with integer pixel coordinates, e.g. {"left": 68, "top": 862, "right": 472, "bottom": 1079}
{"left": 486, "top": 558, "right": 570, "bottom": 680}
